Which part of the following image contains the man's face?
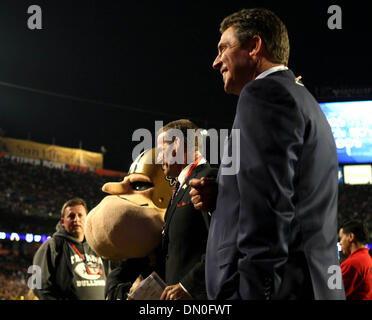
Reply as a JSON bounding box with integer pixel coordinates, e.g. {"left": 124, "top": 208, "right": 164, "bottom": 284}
{"left": 156, "top": 131, "right": 182, "bottom": 178}
{"left": 339, "top": 228, "right": 352, "bottom": 256}
{"left": 61, "top": 205, "right": 87, "bottom": 240}
{"left": 213, "top": 26, "right": 255, "bottom": 95}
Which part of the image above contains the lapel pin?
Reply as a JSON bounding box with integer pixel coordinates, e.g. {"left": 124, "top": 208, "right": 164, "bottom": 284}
{"left": 295, "top": 75, "right": 304, "bottom": 86}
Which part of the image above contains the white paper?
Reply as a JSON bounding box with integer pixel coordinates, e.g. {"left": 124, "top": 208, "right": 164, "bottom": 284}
{"left": 127, "top": 271, "right": 167, "bottom": 300}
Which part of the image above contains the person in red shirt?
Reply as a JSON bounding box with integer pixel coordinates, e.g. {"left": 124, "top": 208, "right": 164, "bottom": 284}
{"left": 339, "top": 219, "right": 372, "bottom": 300}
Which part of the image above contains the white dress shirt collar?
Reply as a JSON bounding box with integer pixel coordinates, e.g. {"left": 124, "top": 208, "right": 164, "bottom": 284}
{"left": 255, "top": 65, "right": 288, "bottom": 80}
{"left": 176, "top": 155, "right": 206, "bottom": 190}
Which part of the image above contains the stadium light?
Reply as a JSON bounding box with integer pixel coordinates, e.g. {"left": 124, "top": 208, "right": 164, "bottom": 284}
{"left": 0, "top": 231, "right": 50, "bottom": 243}
{"left": 25, "top": 233, "right": 34, "bottom": 243}
{"left": 10, "top": 232, "right": 20, "bottom": 241}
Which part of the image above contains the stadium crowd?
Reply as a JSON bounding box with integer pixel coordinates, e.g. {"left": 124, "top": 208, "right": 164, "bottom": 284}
{"left": 338, "top": 184, "right": 372, "bottom": 240}
{"left": 0, "top": 241, "right": 35, "bottom": 300}
{"left": 0, "top": 156, "right": 371, "bottom": 299}
{"left": 0, "top": 156, "right": 118, "bottom": 234}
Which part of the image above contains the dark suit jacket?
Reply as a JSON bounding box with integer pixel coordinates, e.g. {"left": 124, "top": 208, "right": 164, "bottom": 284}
{"left": 162, "top": 163, "right": 217, "bottom": 299}
{"left": 206, "top": 69, "right": 346, "bottom": 300}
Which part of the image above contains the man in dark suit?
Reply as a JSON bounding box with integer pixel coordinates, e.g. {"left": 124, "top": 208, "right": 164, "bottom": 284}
{"left": 157, "top": 119, "right": 217, "bottom": 300}
{"left": 190, "top": 8, "right": 345, "bottom": 300}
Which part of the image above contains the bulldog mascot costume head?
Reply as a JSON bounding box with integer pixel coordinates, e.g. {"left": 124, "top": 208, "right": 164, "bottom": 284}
{"left": 85, "top": 148, "right": 173, "bottom": 260}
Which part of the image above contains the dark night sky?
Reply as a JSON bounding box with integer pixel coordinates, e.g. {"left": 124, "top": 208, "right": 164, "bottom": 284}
{"left": 0, "top": 0, "right": 370, "bottom": 171}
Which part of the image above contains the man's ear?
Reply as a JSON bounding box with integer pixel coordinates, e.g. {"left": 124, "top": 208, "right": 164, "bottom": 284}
{"left": 173, "top": 137, "right": 182, "bottom": 153}
{"left": 348, "top": 232, "right": 355, "bottom": 242}
{"left": 172, "top": 137, "right": 186, "bottom": 161}
{"left": 247, "top": 35, "right": 263, "bottom": 58}
{"left": 60, "top": 217, "right": 65, "bottom": 227}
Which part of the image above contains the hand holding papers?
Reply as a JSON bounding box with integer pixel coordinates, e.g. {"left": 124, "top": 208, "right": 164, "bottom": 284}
{"left": 127, "top": 272, "right": 167, "bottom": 300}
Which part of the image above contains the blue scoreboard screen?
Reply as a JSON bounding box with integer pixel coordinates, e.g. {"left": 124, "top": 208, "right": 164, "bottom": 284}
{"left": 319, "top": 100, "right": 372, "bottom": 164}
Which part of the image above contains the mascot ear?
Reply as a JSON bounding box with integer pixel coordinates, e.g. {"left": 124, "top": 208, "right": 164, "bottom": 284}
{"left": 102, "top": 180, "right": 130, "bottom": 195}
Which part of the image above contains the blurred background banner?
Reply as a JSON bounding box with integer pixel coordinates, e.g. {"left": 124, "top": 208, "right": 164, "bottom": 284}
{"left": 0, "top": 137, "right": 103, "bottom": 168}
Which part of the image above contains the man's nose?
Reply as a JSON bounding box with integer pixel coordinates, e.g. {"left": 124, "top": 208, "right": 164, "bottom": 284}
{"left": 212, "top": 55, "right": 222, "bottom": 70}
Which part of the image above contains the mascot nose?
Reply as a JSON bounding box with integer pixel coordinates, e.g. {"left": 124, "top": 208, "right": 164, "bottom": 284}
{"left": 102, "top": 179, "right": 130, "bottom": 195}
